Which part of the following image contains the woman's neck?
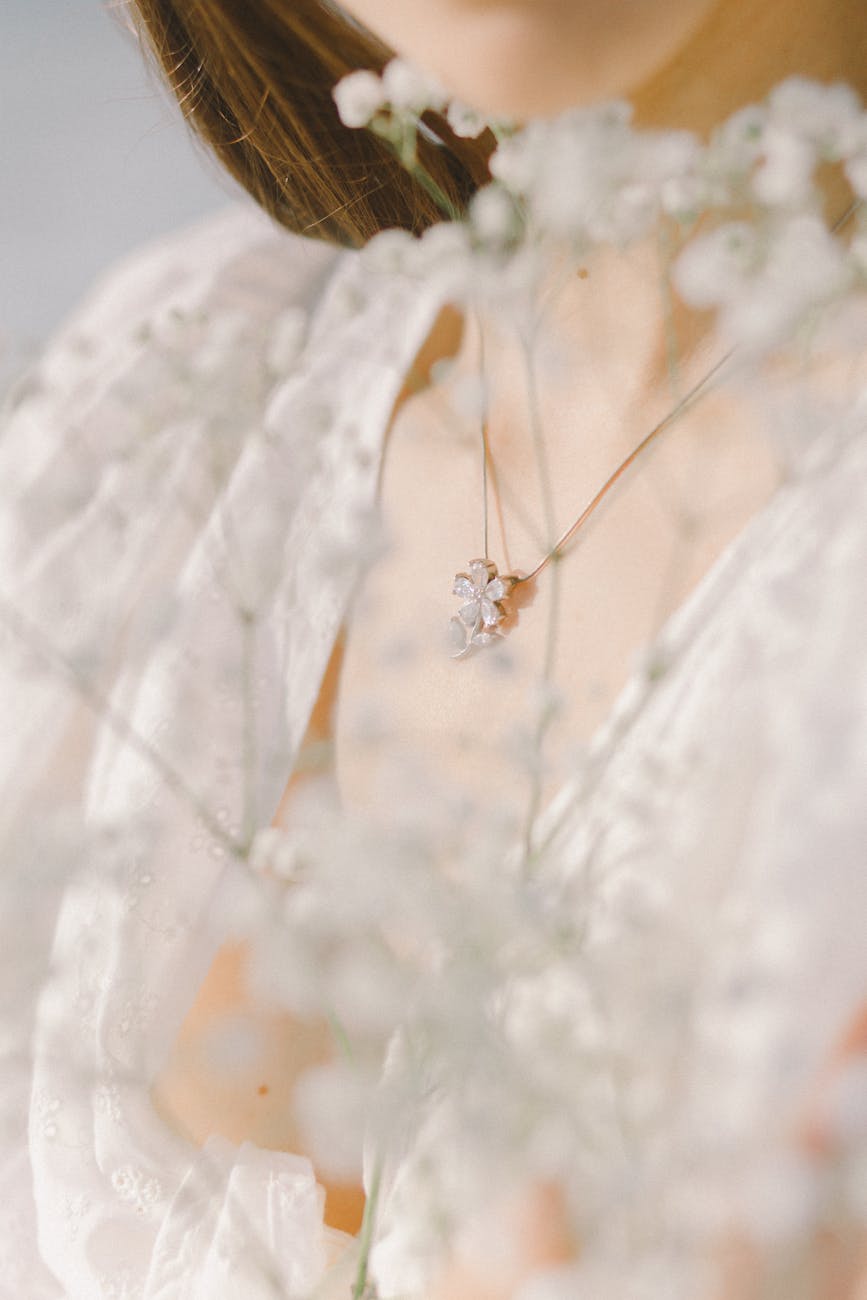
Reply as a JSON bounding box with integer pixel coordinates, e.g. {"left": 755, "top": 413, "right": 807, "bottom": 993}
{"left": 631, "top": 0, "right": 867, "bottom": 134}
{"left": 464, "top": 0, "right": 867, "bottom": 404}
{"left": 427, "top": 0, "right": 867, "bottom": 539}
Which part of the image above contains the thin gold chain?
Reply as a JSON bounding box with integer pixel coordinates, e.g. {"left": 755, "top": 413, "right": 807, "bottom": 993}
{"left": 480, "top": 198, "right": 862, "bottom": 587}
{"left": 515, "top": 346, "right": 734, "bottom": 585}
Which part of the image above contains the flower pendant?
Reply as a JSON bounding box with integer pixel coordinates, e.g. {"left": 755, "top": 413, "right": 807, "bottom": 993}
{"left": 449, "top": 558, "right": 518, "bottom": 659}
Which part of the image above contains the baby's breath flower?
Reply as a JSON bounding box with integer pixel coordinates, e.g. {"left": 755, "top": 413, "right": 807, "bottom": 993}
{"left": 469, "top": 185, "right": 521, "bottom": 245}
{"left": 750, "top": 124, "right": 816, "bottom": 207}
{"left": 488, "top": 102, "right": 697, "bottom": 246}
{"left": 703, "top": 103, "right": 769, "bottom": 191}
{"left": 672, "top": 221, "right": 759, "bottom": 310}
{"left": 332, "top": 68, "right": 385, "bottom": 128}
{"left": 381, "top": 57, "right": 449, "bottom": 114}
{"left": 488, "top": 128, "right": 540, "bottom": 195}
{"left": 294, "top": 1060, "right": 372, "bottom": 1182}
{"left": 361, "top": 227, "right": 418, "bottom": 276}
{"left": 766, "top": 76, "right": 863, "bottom": 158}
{"left": 675, "top": 213, "right": 853, "bottom": 351}
{"left": 446, "top": 98, "right": 488, "bottom": 140}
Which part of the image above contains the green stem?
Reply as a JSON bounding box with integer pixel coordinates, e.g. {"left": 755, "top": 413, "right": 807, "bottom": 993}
{"left": 371, "top": 115, "right": 464, "bottom": 222}
{"left": 408, "top": 160, "right": 464, "bottom": 223}
{"left": 353, "top": 1159, "right": 383, "bottom": 1300}
{"left": 328, "top": 1010, "right": 356, "bottom": 1065}
{"left": 519, "top": 329, "right": 561, "bottom": 869}
{"left": 240, "top": 609, "right": 259, "bottom": 848}
{"left": 657, "top": 218, "right": 684, "bottom": 403}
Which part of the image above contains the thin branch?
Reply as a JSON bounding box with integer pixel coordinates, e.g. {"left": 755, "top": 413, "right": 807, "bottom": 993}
{"left": 0, "top": 592, "right": 244, "bottom": 857}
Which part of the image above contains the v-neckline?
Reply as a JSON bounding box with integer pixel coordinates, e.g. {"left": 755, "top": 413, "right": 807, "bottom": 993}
{"left": 316, "top": 270, "right": 765, "bottom": 833}
{"left": 304, "top": 247, "right": 843, "bottom": 851}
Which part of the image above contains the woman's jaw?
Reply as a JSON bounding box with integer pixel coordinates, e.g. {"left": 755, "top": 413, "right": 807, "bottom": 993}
{"left": 335, "top": 0, "right": 867, "bottom": 128}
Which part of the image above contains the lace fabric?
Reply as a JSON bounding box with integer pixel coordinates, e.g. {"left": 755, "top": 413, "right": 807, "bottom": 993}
{"left": 0, "top": 202, "right": 442, "bottom": 1298}
{"left": 1, "top": 171, "right": 866, "bottom": 1299}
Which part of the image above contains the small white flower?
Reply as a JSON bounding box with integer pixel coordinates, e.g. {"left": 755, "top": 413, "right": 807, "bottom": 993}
{"left": 410, "top": 220, "right": 474, "bottom": 299}
{"left": 736, "top": 213, "right": 852, "bottom": 347}
{"left": 111, "top": 1165, "right": 163, "bottom": 1216}
{"left": 488, "top": 103, "right": 696, "bottom": 246}
{"left": 767, "top": 76, "right": 863, "bottom": 157}
{"left": 293, "top": 1060, "right": 372, "bottom": 1182}
{"left": 676, "top": 213, "right": 853, "bottom": 351}
{"left": 332, "top": 68, "right": 385, "bottom": 128}
{"left": 382, "top": 57, "right": 448, "bottom": 114}
{"left": 672, "top": 221, "right": 759, "bottom": 311}
{"left": 489, "top": 127, "right": 540, "bottom": 195}
{"left": 470, "top": 185, "right": 520, "bottom": 245}
{"left": 446, "top": 99, "right": 488, "bottom": 139}
{"left": 751, "top": 125, "right": 816, "bottom": 207}
{"left": 361, "top": 226, "right": 417, "bottom": 274}
{"left": 660, "top": 171, "right": 708, "bottom": 221}
{"left": 704, "top": 103, "right": 769, "bottom": 186}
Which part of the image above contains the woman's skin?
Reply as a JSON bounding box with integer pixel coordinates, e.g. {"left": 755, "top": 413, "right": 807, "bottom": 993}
{"left": 337, "top": 0, "right": 721, "bottom": 121}
{"left": 333, "top": 0, "right": 867, "bottom": 820}
{"left": 337, "top": 0, "right": 867, "bottom": 128}
{"left": 152, "top": 0, "right": 867, "bottom": 1293}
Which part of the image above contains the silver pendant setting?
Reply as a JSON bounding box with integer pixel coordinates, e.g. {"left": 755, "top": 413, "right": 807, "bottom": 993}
{"left": 449, "top": 558, "right": 518, "bottom": 659}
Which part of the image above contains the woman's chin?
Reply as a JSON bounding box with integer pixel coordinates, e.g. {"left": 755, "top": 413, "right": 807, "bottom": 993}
{"left": 340, "top": 0, "right": 720, "bottom": 122}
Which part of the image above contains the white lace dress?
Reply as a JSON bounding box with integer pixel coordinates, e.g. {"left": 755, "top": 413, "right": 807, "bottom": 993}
{"left": 1, "top": 197, "right": 866, "bottom": 1300}
{"left": 0, "top": 203, "right": 443, "bottom": 1299}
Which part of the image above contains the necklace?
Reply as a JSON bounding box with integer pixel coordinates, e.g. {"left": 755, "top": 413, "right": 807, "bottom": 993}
{"left": 449, "top": 199, "right": 863, "bottom": 660}
{"left": 448, "top": 345, "right": 734, "bottom": 659}
{"left": 337, "top": 70, "right": 867, "bottom": 658}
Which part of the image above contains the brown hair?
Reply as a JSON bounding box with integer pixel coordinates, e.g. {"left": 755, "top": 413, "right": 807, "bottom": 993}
{"left": 127, "top": 0, "right": 494, "bottom": 247}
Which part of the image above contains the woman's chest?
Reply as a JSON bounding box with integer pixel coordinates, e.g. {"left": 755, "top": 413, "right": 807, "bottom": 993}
{"left": 331, "top": 369, "right": 781, "bottom": 824}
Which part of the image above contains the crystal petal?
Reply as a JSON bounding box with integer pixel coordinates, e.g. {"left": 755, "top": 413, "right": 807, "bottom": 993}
{"left": 459, "top": 602, "right": 480, "bottom": 627}
{"left": 469, "top": 559, "right": 491, "bottom": 588}
{"left": 480, "top": 598, "right": 501, "bottom": 627}
{"left": 452, "top": 576, "right": 474, "bottom": 599}
{"left": 486, "top": 578, "right": 506, "bottom": 601}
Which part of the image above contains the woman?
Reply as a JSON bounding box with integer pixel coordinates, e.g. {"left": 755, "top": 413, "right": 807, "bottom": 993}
{"left": 3, "top": 0, "right": 867, "bottom": 1296}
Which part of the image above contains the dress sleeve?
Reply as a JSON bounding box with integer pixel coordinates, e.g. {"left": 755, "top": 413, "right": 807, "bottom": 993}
{"left": 0, "top": 205, "right": 351, "bottom": 1297}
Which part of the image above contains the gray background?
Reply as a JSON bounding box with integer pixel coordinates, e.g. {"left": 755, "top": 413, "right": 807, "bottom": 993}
{"left": 1, "top": 0, "right": 234, "bottom": 359}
